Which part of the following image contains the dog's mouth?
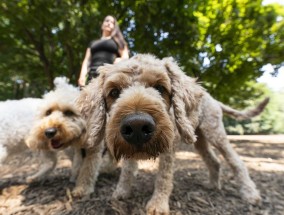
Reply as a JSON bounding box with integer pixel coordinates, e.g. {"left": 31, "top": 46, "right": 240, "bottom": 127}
{"left": 51, "top": 139, "right": 64, "bottom": 149}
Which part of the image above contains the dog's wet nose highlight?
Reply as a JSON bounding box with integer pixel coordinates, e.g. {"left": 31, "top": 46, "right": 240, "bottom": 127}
{"left": 120, "top": 113, "right": 155, "bottom": 146}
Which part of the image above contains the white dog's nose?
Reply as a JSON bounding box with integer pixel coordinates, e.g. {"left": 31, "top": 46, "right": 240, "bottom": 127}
{"left": 120, "top": 113, "right": 155, "bottom": 146}
{"left": 45, "top": 128, "right": 57, "bottom": 139}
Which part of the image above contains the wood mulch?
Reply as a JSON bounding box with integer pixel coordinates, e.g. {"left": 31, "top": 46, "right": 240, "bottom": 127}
{"left": 1, "top": 135, "right": 284, "bottom": 215}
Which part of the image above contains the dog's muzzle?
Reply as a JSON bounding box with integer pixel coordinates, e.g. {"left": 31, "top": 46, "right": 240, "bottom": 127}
{"left": 120, "top": 113, "right": 155, "bottom": 146}
{"left": 44, "top": 127, "right": 65, "bottom": 149}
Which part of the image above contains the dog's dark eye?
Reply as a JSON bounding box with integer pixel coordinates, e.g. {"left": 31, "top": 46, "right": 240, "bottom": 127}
{"left": 110, "top": 88, "right": 120, "bottom": 99}
{"left": 45, "top": 109, "right": 52, "bottom": 116}
{"left": 154, "top": 85, "right": 165, "bottom": 94}
{"left": 64, "top": 110, "right": 75, "bottom": 117}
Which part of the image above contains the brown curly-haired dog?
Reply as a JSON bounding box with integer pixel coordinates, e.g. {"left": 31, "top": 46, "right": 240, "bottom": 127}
{"left": 25, "top": 81, "right": 87, "bottom": 183}
{"left": 75, "top": 54, "right": 268, "bottom": 214}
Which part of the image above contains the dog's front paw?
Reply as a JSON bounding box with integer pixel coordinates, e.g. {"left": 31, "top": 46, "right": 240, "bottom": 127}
{"left": 146, "top": 197, "right": 169, "bottom": 215}
{"left": 241, "top": 187, "right": 261, "bottom": 205}
{"left": 206, "top": 180, "right": 221, "bottom": 190}
{"left": 26, "top": 175, "right": 39, "bottom": 183}
{"left": 72, "top": 185, "right": 93, "bottom": 198}
{"left": 112, "top": 186, "right": 131, "bottom": 200}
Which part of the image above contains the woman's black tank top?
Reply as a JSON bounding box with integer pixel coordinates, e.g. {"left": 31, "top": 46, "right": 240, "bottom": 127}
{"left": 89, "top": 38, "right": 119, "bottom": 71}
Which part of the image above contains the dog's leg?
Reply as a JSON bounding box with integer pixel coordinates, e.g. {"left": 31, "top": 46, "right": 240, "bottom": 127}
{"left": 194, "top": 128, "right": 221, "bottom": 189}
{"left": 202, "top": 125, "right": 261, "bottom": 204}
{"left": 112, "top": 159, "right": 138, "bottom": 199}
{"left": 26, "top": 150, "right": 57, "bottom": 183}
{"left": 215, "top": 137, "right": 261, "bottom": 204}
{"left": 198, "top": 98, "right": 261, "bottom": 205}
{"left": 69, "top": 146, "right": 83, "bottom": 183}
{"left": 72, "top": 142, "right": 103, "bottom": 197}
{"left": 0, "top": 145, "right": 7, "bottom": 164}
{"left": 146, "top": 151, "right": 174, "bottom": 215}
{"left": 99, "top": 150, "right": 117, "bottom": 174}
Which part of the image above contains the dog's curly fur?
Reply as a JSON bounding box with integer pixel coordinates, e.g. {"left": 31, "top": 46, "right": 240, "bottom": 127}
{"left": 0, "top": 98, "right": 42, "bottom": 164}
{"left": 25, "top": 77, "right": 87, "bottom": 183}
{"left": 75, "top": 54, "right": 269, "bottom": 214}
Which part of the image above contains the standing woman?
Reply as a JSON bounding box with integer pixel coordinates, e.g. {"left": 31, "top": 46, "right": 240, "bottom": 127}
{"left": 78, "top": 15, "right": 129, "bottom": 87}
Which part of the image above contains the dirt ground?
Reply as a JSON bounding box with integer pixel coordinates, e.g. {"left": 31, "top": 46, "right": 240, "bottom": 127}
{"left": 1, "top": 135, "right": 284, "bottom": 215}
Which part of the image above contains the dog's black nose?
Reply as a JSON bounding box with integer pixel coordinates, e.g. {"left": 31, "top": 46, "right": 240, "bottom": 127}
{"left": 120, "top": 113, "right": 155, "bottom": 146}
{"left": 45, "top": 128, "right": 57, "bottom": 139}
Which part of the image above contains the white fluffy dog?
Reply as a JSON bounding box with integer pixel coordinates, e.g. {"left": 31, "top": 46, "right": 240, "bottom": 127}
{"left": 0, "top": 98, "right": 42, "bottom": 164}
{"left": 25, "top": 77, "right": 87, "bottom": 183}
{"left": 1, "top": 77, "right": 86, "bottom": 183}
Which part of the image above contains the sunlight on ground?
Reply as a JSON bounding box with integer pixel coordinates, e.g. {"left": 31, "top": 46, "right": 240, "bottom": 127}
{"left": 175, "top": 151, "right": 199, "bottom": 160}
{"left": 137, "top": 136, "right": 284, "bottom": 173}
{"left": 138, "top": 159, "right": 159, "bottom": 171}
{"left": 137, "top": 151, "right": 200, "bottom": 171}
{"left": 241, "top": 156, "right": 284, "bottom": 172}
{"left": 228, "top": 135, "right": 284, "bottom": 143}
{"left": 57, "top": 159, "right": 72, "bottom": 168}
{"left": 0, "top": 184, "right": 72, "bottom": 214}
{"left": 0, "top": 185, "right": 27, "bottom": 212}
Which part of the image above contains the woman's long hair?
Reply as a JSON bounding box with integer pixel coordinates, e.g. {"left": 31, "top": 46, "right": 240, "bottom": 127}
{"left": 106, "top": 15, "right": 128, "bottom": 52}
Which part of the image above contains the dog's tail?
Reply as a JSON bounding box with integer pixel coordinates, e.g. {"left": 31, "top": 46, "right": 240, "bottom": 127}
{"left": 219, "top": 97, "right": 270, "bottom": 120}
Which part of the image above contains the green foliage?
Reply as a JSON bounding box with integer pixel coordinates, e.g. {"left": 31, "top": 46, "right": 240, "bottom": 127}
{"left": 0, "top": 0, "right": 283, "bottom": 118}
{"left": 0, "top": 0, "right": 102, "bottom": 92}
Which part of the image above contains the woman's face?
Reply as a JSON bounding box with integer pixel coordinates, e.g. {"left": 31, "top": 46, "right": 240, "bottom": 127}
{"left": 101, "top": 16, "right": 115, "bottom": 35}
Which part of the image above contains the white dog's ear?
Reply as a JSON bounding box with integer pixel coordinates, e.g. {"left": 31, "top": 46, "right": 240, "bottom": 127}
{"left": 76, "top": 74, "right": 106, "bottom": 149}
{"left": 163, "top": 57, "right": 204, "bottom": 144}
{"left": 25, "top": 121, "right": 50, "bottom": 151}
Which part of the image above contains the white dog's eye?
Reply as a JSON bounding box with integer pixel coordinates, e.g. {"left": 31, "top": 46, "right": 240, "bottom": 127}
{"left": 110, "top": 88, "right": 120, "bottom": 99}
{"left": 154, "top": 85, "right": 165, "bottom": 94}
{"left": 64, "top": 110, "right": 75, "bottom": 117}
{"left": 45, "top": 109, "right": 52, "bottom": 116}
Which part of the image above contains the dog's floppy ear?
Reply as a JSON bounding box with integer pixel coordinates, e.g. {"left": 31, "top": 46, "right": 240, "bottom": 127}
{"left": 163, "top": 57, "right": 204, "bottom": 144}
{"left": 76, "top": 73, "right": 106, "bottom": 149}
{"left": 25, "top": 121, "right": 50, "bottom": 151}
